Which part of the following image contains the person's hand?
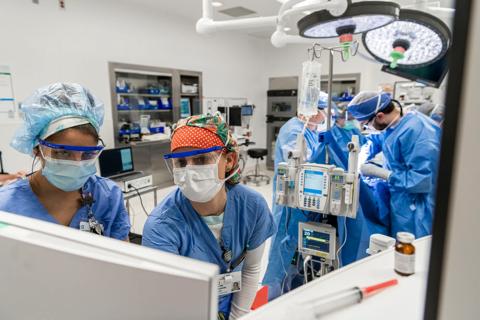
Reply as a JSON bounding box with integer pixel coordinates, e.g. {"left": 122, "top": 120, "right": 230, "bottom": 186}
{"left": 0, "top": 171, "right": 27, "bottom": 186}
{"left": 360, "top": 163, "right": 391, "bottom": 180}
{"left": 13, "top": 171, "right": 27, "bottom": 178}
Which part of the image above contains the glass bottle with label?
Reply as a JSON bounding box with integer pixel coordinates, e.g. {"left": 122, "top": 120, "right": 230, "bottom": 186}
{"left": 394, "top": 232, "right": 416, "bottom": 276}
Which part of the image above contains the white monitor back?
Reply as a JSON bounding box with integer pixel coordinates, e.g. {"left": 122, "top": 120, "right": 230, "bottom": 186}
{"left": 0, "top": 211, "right": 218, "bottom": 320}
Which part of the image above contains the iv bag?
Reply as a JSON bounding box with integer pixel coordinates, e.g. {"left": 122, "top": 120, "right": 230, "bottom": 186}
{"left": 298, "top": 61, "right": 322, "bottom": 117}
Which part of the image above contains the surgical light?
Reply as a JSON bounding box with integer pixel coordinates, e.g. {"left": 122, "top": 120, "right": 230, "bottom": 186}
{"left": 297, "top": 1, "right": 400, "bottom": 39}
{"left": 362, "top": 9, "right": 451, "bottom": 69}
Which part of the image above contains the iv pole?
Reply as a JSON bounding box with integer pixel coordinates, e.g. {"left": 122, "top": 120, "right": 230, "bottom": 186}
{"left": 308, "top": 41, "right": 359, "bottom": 164}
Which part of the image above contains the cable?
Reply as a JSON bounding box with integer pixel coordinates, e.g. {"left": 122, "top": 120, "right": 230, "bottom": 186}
{"left": 279, "top": 207, "right": 292, "bottom": 294}
{"left": 27, "top": 155, "right": 39, "bottom": 177}
{"left": 303, "top": 255, "right": 312, "bottom": 284}
{"left": 128, "top": 185, "right": 149, "bottom": 217}
{"left": 336, "top": 216, "right": 348, "bottom": 264}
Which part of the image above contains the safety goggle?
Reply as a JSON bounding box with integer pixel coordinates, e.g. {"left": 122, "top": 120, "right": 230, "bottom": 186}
{"left": 163, "top": 146, "right": 224, "bottom": 173}
{"left": 38, "top": 140, "right": 105, "bottom": 161}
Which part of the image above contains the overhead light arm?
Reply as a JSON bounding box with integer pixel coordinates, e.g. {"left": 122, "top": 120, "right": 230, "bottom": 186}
{"left": 197, "top": 0, "right": 349, "bottom": 47}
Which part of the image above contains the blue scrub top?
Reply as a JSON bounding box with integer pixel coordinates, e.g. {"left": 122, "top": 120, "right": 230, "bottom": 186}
{"left": 0, "top": 176, "right": 131, "bottom": 240}
{"left": 142, "top": 183, "right": 276, "bottom": 317}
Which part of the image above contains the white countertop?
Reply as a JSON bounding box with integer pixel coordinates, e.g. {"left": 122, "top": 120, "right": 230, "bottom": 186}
{"left": 245, "top": 236, "right": 431, "bottom": 320}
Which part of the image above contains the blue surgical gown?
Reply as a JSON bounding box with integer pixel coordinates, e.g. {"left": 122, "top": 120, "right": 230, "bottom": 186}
{"left": 0, "top": 176, "right": 131, "bottom": 240}
{"left": 142, "top": 183, "right": 276, "bottom": 318}
{"left": 330, "top": 125, "right": 366, "bottom": 154}
{"left": 263, "top": 126, "right": 389, "bottom": 300}
{"left": 362, "top": 111, "right": 441, "bottom": 237}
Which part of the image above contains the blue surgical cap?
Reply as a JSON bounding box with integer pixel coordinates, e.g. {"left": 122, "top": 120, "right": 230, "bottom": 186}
{"left": 347, "top": 91, "right": 392, "bottom": 121}
{"left": 11, "top": 83, "right": 104, "bottom": 155}
{"left": 317, "top": 91, "right": 337, "bottom": 110}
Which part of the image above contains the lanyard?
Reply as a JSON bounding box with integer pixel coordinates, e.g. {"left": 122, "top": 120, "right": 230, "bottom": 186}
{"left": 220, "top": 239, "right": 246, "bottom": 273}
{"left": 80, "top": 189, "right": 104, "bottom": 235}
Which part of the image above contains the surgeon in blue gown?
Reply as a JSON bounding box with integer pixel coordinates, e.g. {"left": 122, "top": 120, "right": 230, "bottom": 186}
{"left": 142, "top": 113, "right": 275, "bottom": 320}
{"left": 0, "top": 83, "right": 130, "bottom": 240}
{"left": 271, "top": 92, "right": 332, "bottom": 227}
{"left": 348, "top": 91, "right": 441, "bottom": 238}
{"left": 263, "top": 100, "right": 389, "bottom": 301}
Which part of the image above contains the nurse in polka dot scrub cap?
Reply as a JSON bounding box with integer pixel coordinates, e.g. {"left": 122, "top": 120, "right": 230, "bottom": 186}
{"left": 142, "top": 112, "right": 276, "bottom": 320}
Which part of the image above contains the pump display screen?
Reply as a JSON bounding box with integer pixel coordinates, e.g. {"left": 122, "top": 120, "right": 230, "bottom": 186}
{"left": 303, "top": 170, "right": 325, "bottom": 196}
{"left": 301, "top": 228, "right": 330, "bottom": 254}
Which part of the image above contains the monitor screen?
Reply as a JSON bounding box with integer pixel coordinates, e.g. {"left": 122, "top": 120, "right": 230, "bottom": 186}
{"left": 241, "top": 105, "right": 253, "bottom": 116}
{"left": 99, "top": 147, "right": 134, "bottom": 177}
{"left": 0, "top": 211, "right": 218, "bottom": 320}
{"left": 303, "top": 170, "right": 324, "bottom": 196}
{"left": 381, "top": 53, "right": 449, "bottom": 88}
{"left": 180, "top": 98, "right": 191, "bottom": 118}
{"left": 229, "top": 107, "right": 242, "bottom": 126}
{"left": 302, "top": 227, "right": 331, "bottom": 254}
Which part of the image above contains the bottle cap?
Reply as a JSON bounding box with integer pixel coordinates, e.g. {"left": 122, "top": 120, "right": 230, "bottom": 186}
{"left": 397, "top": 232, "right": 415, "bottom": 244}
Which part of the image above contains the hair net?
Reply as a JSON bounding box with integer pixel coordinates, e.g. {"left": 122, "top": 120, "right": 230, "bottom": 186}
{"left": 317, "top": 91, "right": 337, "bottom": 110}
{"left": 347, "top": 91, "right": 392, "bottom": 121}
{"left": 171, "top": 112, "right": 241, "bottom": 185}
{"left": 11, "top": 83, "right": 104, "bottom": 155}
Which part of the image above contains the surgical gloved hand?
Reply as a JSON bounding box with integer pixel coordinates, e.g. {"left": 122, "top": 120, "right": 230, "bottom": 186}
{"left": 360, "top": 163, "right": 391, "bottom": 180}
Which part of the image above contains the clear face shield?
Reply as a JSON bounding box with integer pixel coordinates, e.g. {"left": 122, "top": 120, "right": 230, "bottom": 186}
{"left": 163, "top": 146, "right": 225, "bottom": 175}
{"left": 38, "top": 140, "right": 104, "bottom": 163}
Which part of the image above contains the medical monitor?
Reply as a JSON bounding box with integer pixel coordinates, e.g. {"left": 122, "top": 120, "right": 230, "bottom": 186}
{"left": 98, "top": 147, "right": 134, "bottom": 177}
{"left": 0, "top": 211, "right": 218, "bottom": 320}
{"left": 298, "top": 222, "right": 336, "bottom": 260}
{"left": 303, "top": 170, "right": 326, "bottom": 196}
{"left": 241, "top": 105, "right": 254, "bottom": 116}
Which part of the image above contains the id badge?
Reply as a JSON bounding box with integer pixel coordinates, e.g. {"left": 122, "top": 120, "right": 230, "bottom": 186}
{"left": 217, "top": 271, "right": 242, "bottom": 296}
{"left": 79, "top": 221, "right": 91, "bottom": 232}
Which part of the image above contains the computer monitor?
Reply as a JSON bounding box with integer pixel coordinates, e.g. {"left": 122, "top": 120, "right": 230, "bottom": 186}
{"left": 241, "top": 105, "right": 254, "bottom": 116}
{"left": 229, "top": 106, "right": 242, "bottom": 126}
{"left": 98, "top": 147, "right": 134, "bottom": 178}
{"left": 0, "top": 211, "right": 218, "bottom": 320}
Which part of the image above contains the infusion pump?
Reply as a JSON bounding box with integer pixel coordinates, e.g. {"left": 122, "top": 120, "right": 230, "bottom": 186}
{"left": 275, "top": 135, "right": 360, "bottom": 219}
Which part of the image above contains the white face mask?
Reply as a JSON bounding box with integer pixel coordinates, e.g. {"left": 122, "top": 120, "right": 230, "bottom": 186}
{"left": 173, "top": 157, "right": 238, "bottom": 203}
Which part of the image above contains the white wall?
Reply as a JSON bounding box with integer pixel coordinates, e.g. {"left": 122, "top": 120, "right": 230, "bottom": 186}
{"left": 0, "top": 0, "right": 447, "bottom": 174}
{"left": 438, "top": 0, "right": 480, "bottom": 318}
{"left": 0, "top": 0, "right": 269, "bottom": 172}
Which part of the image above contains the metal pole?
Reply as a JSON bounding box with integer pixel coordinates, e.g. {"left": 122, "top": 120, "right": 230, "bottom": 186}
{"left": 326, "top": 49, "right": 334, "bottom": 164}
{"left": 0, "top": 151, "right": 4, "bottom": 174}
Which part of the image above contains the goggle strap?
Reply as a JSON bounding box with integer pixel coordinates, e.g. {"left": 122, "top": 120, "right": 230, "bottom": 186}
{"left": 39, "top": 140, "right": 104, "bottom": 152}
{"left": 163, "top": 146, "right": 223, "bottom": 160}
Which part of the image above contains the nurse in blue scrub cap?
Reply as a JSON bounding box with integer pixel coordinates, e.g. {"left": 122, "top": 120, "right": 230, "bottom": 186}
{"left": 142, "top": 113, "right": 275, "bottom": 320}
{"left": 0, "top": 83, "right": 130, "bottom": 240}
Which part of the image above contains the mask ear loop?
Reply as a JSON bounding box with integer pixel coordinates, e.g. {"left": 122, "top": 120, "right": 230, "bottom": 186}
{"left": 27, "top": 146, "right": 42, "bottom": 177}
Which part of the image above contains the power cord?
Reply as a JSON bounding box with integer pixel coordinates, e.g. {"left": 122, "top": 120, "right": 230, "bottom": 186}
{"left": 127, "top": 184, "right": 149, "bottom": 217}
{"left": 336, "top": 216, "right": 348, "bottom": 264}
